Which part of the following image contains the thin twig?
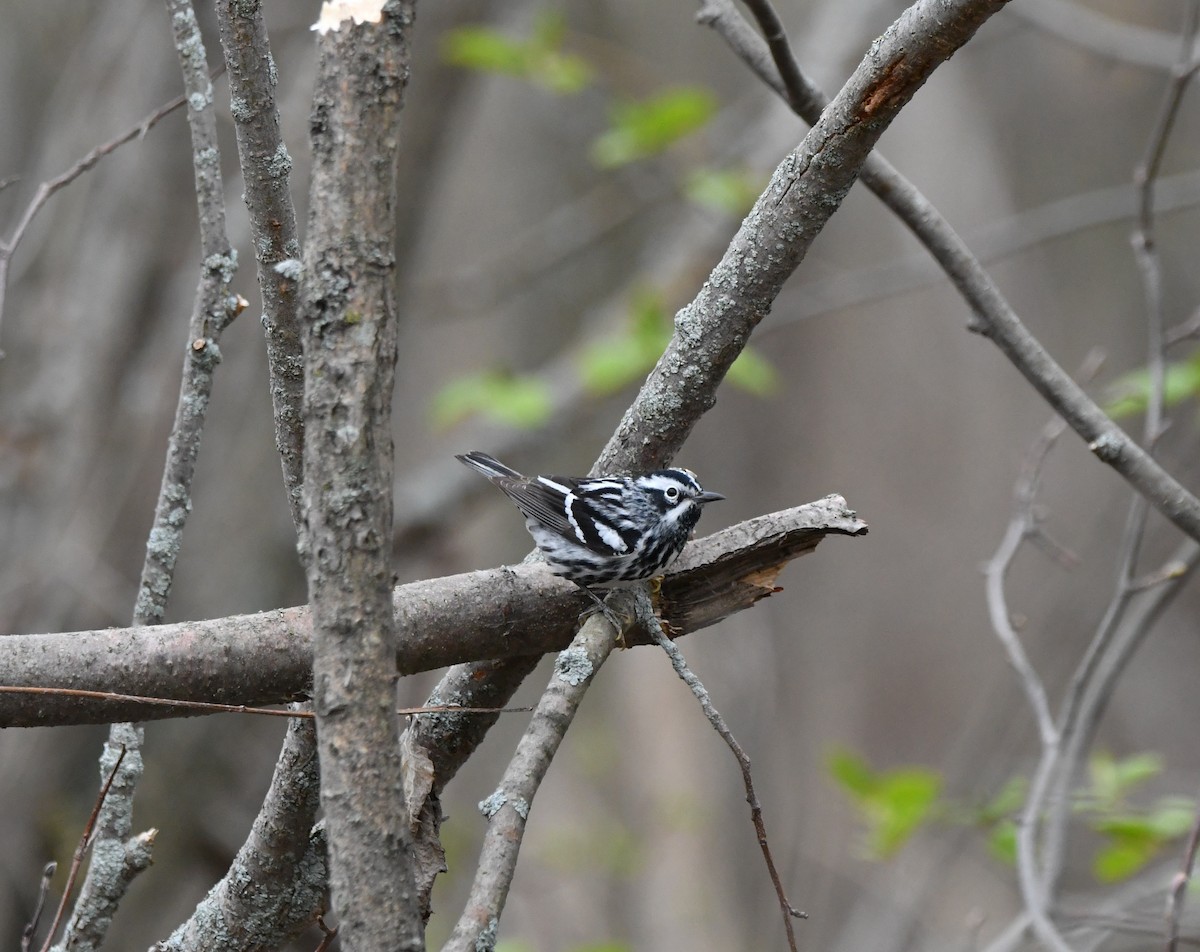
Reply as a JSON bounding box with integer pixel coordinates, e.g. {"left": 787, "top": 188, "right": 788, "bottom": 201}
{"left": 698, "top": 0, "right": 1200, "bottom": 543}
{"left": 0, "top": 685, "right": 532, "bottom": 720}
{"left": 0, "top": 63, "right": 225, "bottom": 347}
{"left": 314, "top": 916, "right": 338, "bottom": 952}
{"left": 648, "top": 617, "right": 806, "bottom": 951}
{"left": 38, "top": 746, "right": 127, "bottom": 952}
{"left": 1166, "top": 793, "right": 1200, "bottom": 952}
{"left": 216, "top": 0, "right": 305, "bottom": 526}
{"left": 56, "top": 6, "right": 236, "bottom": 946}
{"left": 982, "top": 397, "right": 1102, "bottom": 952}
{"left": 20, "top": 862, "right": 57, "bottom": 952}
{"left": 982, "top": 415, "right": 1068, "bottom": 749}
{"left": 1037, "top": 3, "right": 1200, "bottom": 901}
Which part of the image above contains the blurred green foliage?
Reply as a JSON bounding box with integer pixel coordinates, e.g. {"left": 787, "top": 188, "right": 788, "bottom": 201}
{"left": 827, "top": 747, "right": 941, "bottom": 858}
{"left": 431, "top": 370, "right": 552, "bottom": 429}
{"left": 442, "top": 12, "right": 592, "bottom": 93}
{"left": 1105, "top": 351, "right": 1200, "bottom": 418}
{"left": 590, "top": 87, "right": 718, "bottom": 168}
{"left": 830, "top": 747, "right": 1197, "bottom": 884}
{"left": 437, "top": 12, "right": 774, "bottom": 431}
{"left": 684, "top": 166, "right": 765, "bottom": 217}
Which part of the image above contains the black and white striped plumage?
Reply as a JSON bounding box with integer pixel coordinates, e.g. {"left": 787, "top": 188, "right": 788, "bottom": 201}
{"left": 457, "top": 451, "right": 724, "bottom": 591}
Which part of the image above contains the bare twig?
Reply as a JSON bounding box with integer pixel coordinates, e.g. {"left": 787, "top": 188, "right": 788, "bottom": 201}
{"left": 20, "top": 862, "right": 57, "bottom": 952}
{"left": 0, "top": 685, "right": 532, "bottom": 721}
{"left": 1166, "top": 793, "right": 1200, "bottom": 952}
{"left": 698, "top": 0, "right": 1200, "bottom": 544}
{"left": 55, "top": 5, "right": 237, "bottom": 948}
{"left": 39, "top": 746, "right": 129, "bottom": 952}
{"left": 648, "top": 617, "right": 807, "bottom": 951}
{"left": 1035, "top": 3, "right": 1200, "bottom": 902}
{"left": 983, "top": 414, "right": 1069, "bottom": 748}
{"left": 0, "top": 65, "right": 223, "bottom": 347}
{"left": 981, "top": 415, "right": 1074, "bottom": 952}
{"left": 315, "top": 916, "right": 339, "bottom": 952}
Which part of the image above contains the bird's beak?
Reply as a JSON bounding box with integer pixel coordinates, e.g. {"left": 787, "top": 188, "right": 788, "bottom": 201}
{"left": 698, "top": 490, "right": 725, "bottom": 504}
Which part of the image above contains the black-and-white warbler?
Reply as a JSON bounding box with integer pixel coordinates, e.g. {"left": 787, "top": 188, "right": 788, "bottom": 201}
{"left": 457, "top": 450, "right": 724, "bottom": 620}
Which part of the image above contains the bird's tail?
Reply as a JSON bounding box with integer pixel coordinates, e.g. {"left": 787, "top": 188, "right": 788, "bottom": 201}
{"left": 456, "top": 451, "right": 523, "bottom": 480}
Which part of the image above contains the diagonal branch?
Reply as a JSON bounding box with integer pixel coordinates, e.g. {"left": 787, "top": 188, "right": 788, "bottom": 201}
{"left": 414, "top": 1, "right": 1011, "bottom": 926}
{"left": 700, "top": 0, "right": 1200, "bottom": 544}
{"left": 441, "top": 615, "right": 618, "bottom": 952}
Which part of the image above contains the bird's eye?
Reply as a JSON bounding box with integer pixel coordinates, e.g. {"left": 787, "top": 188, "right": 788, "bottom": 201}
{"left": 665, "top": 486, "right": 680, "bottom": 501}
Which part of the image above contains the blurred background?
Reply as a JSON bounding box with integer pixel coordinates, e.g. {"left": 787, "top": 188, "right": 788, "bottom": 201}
{"left": 2, "top": 1, "right": 1200, "bottom": 949}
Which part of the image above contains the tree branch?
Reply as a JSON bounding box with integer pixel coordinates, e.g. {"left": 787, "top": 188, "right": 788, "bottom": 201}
{"left": 54, "top": 3, "right": 239, "bottom": 947}
{"left": 601, "top": 0, "right": 1012, "bottom": 476}
{"left": 0, "top": 498, "right": 867, "bottom": 727}
{"left": 700, "top": 0, "right": 1200, "bottom": 544}
{"left": 442, "top": 614, "right": 618, "bottom": 952}
{"left": 216, "top": 0, "right": 305, "bottom": 527}
{"left": 298, "top": 4, "right": 422, "bottom": 950}
{"left": 155, "top": 716, "right": 328, "bottom": 952}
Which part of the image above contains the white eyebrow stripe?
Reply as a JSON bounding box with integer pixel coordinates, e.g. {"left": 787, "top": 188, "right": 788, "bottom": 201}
{"left": 640, "top": 473, "right": 698, "bottom": 494}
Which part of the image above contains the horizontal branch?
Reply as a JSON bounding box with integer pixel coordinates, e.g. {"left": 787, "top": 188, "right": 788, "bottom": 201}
{"left": 0, "top": 496, "right": 865, "bottom": 727}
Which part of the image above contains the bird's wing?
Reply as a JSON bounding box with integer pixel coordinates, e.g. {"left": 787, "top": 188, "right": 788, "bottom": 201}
{"left": 498, "top": 474, "right": 582, "bottom": 540}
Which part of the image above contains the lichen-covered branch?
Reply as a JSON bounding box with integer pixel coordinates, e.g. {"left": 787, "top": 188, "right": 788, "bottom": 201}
{"left": 53, "top": 3, "right": 239, "bottom": 947}
{"left": 441, "top": 616, "right": 617, "bottom": 952}
{"left": 0, "top": 498, "right": 866, "bottom": 727}
{"left": 298, "top": 4, "right": 422, "bottom": 950}
{"left": 216, "top": 0, "right": 305, "bottom": 526}
{"left": 701, "top": 0, "right": 1200, "bottom": 543}
{"left": 156, "top": 716, "right": 327, "bottom": 952}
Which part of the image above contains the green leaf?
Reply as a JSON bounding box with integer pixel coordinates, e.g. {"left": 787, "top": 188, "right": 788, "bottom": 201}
{"left": 988, "top": 819, "right": 1017, "bottom": 865}
{"left": 578, "top": 288, "right": 670, "bottom": 394}
{"left": 684, "top": 166, "right": 763, "bottom": 217}
{"left": 591, "top": 86, "right": 718, "bottom": 168}
{"left": 1087, "top": 798, "right": 1196, "bottom": 882}
{"left": 431, "top": 370, "right": 552, "bottom": 429}
{"left": 867, "top": 769, "right": 941, "bottom": 856}
{"left": 442, "top": 14, "right": 592, "bottom": 94}
{"left": 980, "top": 776, "right": 1027, "bottom": 823}
{"left": 442, "top": 25, "right": 528, "bottom": 76}
{"left": 578, "top": 336, "right": 654, "bottom": 393}
{"left": 1111, "top": 752, "right": 1164, "bottom": 792}
{"left": 827, "top": 747, "right": 877, "bottom": 799}
{"left": 579, "top": 286, "right": 776, "bottom": 398}
{"left": 1093, "top": 813, "right": 1161, "bottom": 839}
{"left": 1094, "top": 838, "right": 1156, "bottom": 882}
{"left": 1086, "top": 751, "right": 1162, "bottom": 809}
{"left": 1146, "top": 800, "right": 1197, "bottom": 839}
{"left": 1104, "top": 354, "right": 1200, "bottom": 418}
{"left": 726, "top": 347, "right": 779, "bottom": 396}
{"left": 827, "top": 747, "right": 941, "bottom": 857}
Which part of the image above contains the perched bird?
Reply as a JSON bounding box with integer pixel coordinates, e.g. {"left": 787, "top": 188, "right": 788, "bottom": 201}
{"left": 457, "top": 451, "right": 724, "bottom": 625}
